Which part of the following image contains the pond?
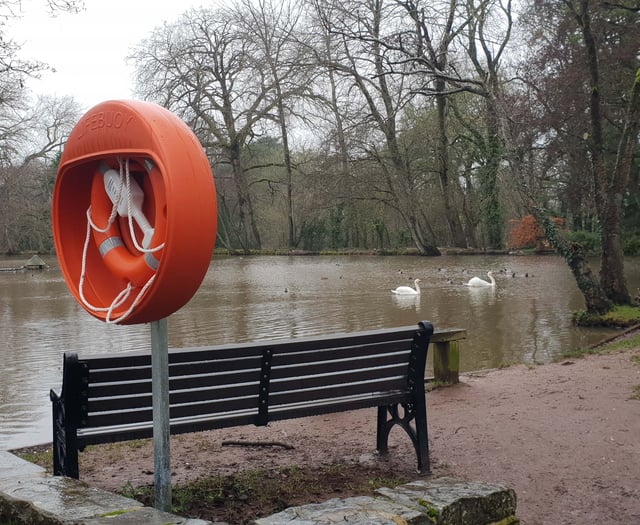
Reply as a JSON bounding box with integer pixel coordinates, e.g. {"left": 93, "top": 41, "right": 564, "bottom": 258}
{"left": 1, "top": 253, "right": 637, "bottom": 450}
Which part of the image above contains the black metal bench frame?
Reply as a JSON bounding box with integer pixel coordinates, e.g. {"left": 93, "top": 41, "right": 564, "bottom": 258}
{"left": 51, "top": 321, "right": 434, "bottom": 479}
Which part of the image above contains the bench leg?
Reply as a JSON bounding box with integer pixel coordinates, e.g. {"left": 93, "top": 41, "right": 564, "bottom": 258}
{"left": 413, "top": 398, "right": 430, "bottom": 474}
{"left": 376, "top": 402, "right": 430, "bottom": 474}
{"left": 376, "top": 406, "right": 389, "bottom": 455}
{"left": 50, "top": 389, "right": 79, "bottom": 479}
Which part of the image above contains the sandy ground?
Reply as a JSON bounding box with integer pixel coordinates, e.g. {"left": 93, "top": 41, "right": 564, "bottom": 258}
{"left": 75, "top": 346, "right": 640, "bottom": 525}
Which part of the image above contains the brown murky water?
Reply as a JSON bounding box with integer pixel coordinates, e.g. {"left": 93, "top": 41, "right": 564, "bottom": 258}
{"left": 1, "top": 253, "right": 636, "bottom": 449}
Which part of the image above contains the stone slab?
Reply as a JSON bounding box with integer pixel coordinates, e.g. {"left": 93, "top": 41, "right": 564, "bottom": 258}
{"left": 81, "top": 506, "right": 221, "bottom": 524}
{"left": 0, "top": 452, "right": 219, "bottom": 524}
{"left": 0, "top": 474, "right": 142, "bottom": 523}
{"left": 254, "top": 494, "right": 428, "bottom": 524}
{"left": 0, "top": 450, "right": 45, "bottom": 481}
{"left": 376, "top": 477, "right": 517, "bottom": 525}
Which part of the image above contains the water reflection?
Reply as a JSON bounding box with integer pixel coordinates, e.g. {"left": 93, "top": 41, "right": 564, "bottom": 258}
{"left": 465, "top": 286, "right": 497, "bottom": 308}
{"left": 1, "top": 253, "right": 637, "bottom": 450}
{"left": 391, "top": 294, "right": 422, "bottom": 311}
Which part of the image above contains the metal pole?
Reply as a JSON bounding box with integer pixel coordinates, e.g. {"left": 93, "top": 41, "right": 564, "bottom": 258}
{"left": 151, "top": 318, "right": 171, "bottom": 511}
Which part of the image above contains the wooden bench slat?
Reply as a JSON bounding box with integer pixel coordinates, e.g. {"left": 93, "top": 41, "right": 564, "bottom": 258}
{"left": 87, "top": 343, "right": 409, "bottom": 385}
{"left": 268, "top": 391, "right": 410, "bottom": 421}
{"left": 88, "top": 367, "right": 407, "bottom": 414}
{"left": 83, "top": 387, "right": 411, "bottom": 443}
{"left": 271, "top": 341, "right": 411, "bottom": 365}
{"left": 269, "top": 377, "right": 408, "bottom": 406}
{"left": 88, "top": 393, "right": 261, "bottom": 427}
{"left": 78, "top": 412, "right": 260, "bottom": 446}
{"left": 89, "top": 367, "right": 262, "bottom": 397}
{"left": 80, "top": 326, "right": 420, "bottom": 371}
{"left": 88, "top": 359, "right": 408, "bottom": 408}
{"left": 88, "top": 350, "right": 408, "bottom": 398}
{"left": 272, "top": 350, "right": 408, "bottom": 370}
{"left": 88, "top": 382, "right": 262, "bottom": 412}
{"left": 89, "top": 355, "right": 264, "bottom": 383}
{"left": 270, "top": 354, "right": 407, "bottom": 379}
{"left": 80, "top": 325, "right": 457, "bottom": 371}
{"left": 270, "top": 366, "right": 407, "bottom": 393}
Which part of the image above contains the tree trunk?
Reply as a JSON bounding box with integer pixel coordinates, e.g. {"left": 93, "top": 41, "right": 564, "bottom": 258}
{"left": 481, "top": 96, "right": 504, "bottom": 249}
{"left": 576, "top": 0, "right": 631, "bottom": 304}
{"left": 230, "top": 147, "right": 262, "bottom": 252}
{"left": 276, "top": 97, "right": 296, "bottom": 248}
{"left": 436, "top": 83, "right": 467, "bottom": 248}
{"left": 534, "top": 210, "right": 611, "bottom": 314}
{"left": 599, "top": 69, "right": 640, "bottom": 304}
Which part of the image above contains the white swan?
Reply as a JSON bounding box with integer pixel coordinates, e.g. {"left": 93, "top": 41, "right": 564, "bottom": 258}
{"left": 464, "top": 271, "right": 496, "bottom": 288}
{"left": 391, "top": 278, "right": 421, "bottom": 295}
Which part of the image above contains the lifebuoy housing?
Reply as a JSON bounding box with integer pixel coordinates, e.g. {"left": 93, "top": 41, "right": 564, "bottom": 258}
{"left": 53, "top": 100, "right": 217, "bottom": 325}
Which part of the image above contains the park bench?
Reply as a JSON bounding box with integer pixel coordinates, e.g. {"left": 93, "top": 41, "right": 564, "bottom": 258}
{"left": 50, "top": 321, "right": 437, "bottom": 480}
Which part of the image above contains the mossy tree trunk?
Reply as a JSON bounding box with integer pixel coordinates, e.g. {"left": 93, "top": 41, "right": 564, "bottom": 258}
{"left": 573, "top": 1, "right": 637, "bottom": 305}
{"left": 535, "top": 210, "right": 612, "bottom": 314}
{"left": 598, "top": 67, "right": 640, "bottom": 304}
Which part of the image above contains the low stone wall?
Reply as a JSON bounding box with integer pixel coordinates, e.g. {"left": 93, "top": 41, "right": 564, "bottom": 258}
{"left": 0, "top": 451, "right": 213, "bottom": 525}
{"left": 256, "top": 477, "right": 518, "bottom": 525}
{"left": 1, "top": 451, "right": 517, "bottom": 524}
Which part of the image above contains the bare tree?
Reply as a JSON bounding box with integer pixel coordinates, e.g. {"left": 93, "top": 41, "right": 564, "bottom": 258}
{"left": 310, "top": 0, "right": 441, "bottom": 255}
{"left": 299, "top": 4, "right": 387, "bottom": 245}
{"left": 0, "top": 162, "right": 55, "bottom": 253}
{"left": 233, "top": 0, "right": 311, "bottom": 248}
{"left": 392, "top": 0, "right": 469, "bottom": 248}
{"left": 0, "top": 1, "right": 83, "bottom": 166}
{"left": 0, "top": 94, "right": 79, "bottom": 252}
{"left": 0, "top": 1, "right": 83, "bottom": 107}
{"left": 315, "top": 0, "right": 514, "bottom": 250}
{"left": 132, "top": 7, "right": 288, "bottom": 252}
{"left": 21, "top": 95, "right": 81, "bottom": 165}
{"left": 463, "top": 0, "right": 512, "bottom": 248}
{"left": 0, "top": 2, "right": 83, "bottom": 253}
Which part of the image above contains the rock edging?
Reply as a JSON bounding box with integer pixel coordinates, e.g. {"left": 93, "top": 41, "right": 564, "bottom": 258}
{"left": 1, "top": 450, "right": 518, "bottom": 524}
{"left": 255, "top": 477, "right": 518, "bottom": 525}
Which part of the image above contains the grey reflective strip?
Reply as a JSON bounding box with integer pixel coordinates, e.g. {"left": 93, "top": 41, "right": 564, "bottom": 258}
{"left": 99, "top": 237, "right": 124, "bottom": 257}
{"left": 145, "top": 252, "right": 160, "bottom": 271}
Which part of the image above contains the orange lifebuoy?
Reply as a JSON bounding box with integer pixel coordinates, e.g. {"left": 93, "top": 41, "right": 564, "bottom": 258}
{"left": 53, "top": 100, "right": 218, "bottom": 325}
{"left": 89, "top": 159, "right": 165, "bottom": 288}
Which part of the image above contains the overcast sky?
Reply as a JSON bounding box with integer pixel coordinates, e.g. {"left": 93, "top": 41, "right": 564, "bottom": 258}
{"left": 10, "top": 0, "right": 211, "bottom": 110}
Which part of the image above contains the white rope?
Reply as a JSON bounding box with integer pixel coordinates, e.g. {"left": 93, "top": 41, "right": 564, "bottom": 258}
{"left": 120, "top": 157, "right": 165, "bottom": 254}
{"left": 88, "top": 167, "right": 121, "bottom": 233}
{"left": 77, "top": 157, "right": 163, "bottom": 325}
{"left": 79, "top": 210, "right": 158, "bottom": 324}
{"left": 79, "top": 208, "right": 133, "bottom": 323}
{"left": 105, "top": 272, "right": 156, "bottom": 324}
